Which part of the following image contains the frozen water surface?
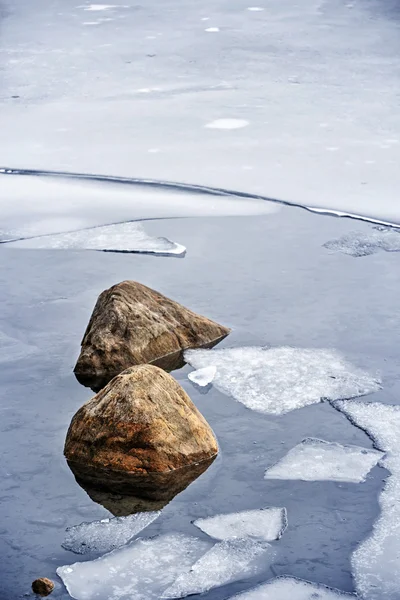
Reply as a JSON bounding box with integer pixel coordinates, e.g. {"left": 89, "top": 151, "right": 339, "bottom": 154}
{"left": 334, "top": 401, "right": 400, "bottom": 600}
{"left": 264, "top": 438, "right": 383, "bottom": 483}
{"left": 4, "top": 222, "right": 186, "bottom": 256}
{"left": 323, "top": 228, "right": 400, "bottom": 257}
{"left": 161, "top": 539, "right": 275, "bottom": 599}
{"left": 194, "top": 507, "right": 287, "bottom": 541}
{"left": 57, "top": 533, "right": 212, "bottom": 600}
{"left": 188, "top": 366, "right": 217, "bottom": 387}
{"left": 228, "top": 576, "right": 355, "bottom": 599}
{"left": 184, "top": 347, "right": 380, "bottom": 415}
{"left": 62, "top": 510, "right": 161, "bottom": 555}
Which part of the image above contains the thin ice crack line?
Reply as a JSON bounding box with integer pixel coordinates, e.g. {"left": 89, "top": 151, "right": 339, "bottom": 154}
{"left": 1, "top": 166, "right": 398, "bottom": 228}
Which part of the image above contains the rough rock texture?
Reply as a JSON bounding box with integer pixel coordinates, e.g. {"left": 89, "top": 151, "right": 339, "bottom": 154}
{"left": 32, "top": 578, "right": 54, "bottom": 597}
{"left": 65, "top": 365, "right": 218, "bottom": 497}
{"left": 74, "top": 280, "right": 230, "bottom": 391}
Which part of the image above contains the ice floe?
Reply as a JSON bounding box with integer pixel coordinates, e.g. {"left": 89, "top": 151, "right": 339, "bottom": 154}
{"left": 264, "top": 438, "right": 382, "bottom": 483}
{"left": 184, "top": 347, "right": 381, "bottom": 415}
{"left": 333, "top": 400, "right": 400, "bottom": 600}
{"left": 5, "top": 222, "right": 186, "bottom": 256}
{"left": 205, "top": 27, "right": 220, "bottom": 33}
{"left": 227, "top": 576, "right": 355, "bottom": 599}
{"left": 205, "top": 119, "right": 249, "bottom": 129}
{"left": 323, "top": 228, "right": 400, "bottom": 257}
{"left": 194, "top": 507, "right": 287, "bottom": 541}
{"left": 62, "top": 510, "right": 160, "bottom": 555}
{"left": 188, "top": 366, "right": 216, "bottom": 387}
{"left": 161, "top": 539, "right": 274, "bottom": 599}
{"left": 57, "top": 533, "right": 213, "bottom": 600}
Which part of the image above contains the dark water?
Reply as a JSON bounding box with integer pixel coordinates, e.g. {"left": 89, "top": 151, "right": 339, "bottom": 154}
{"left": 0, "top": 205, "right": 399, "bottom": 598}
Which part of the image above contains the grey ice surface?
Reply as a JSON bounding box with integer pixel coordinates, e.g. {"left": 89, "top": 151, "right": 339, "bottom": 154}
{"left": 161, "top": 539, "right": 274, "bottom": 599}
{"left": 227, "top": 576, "right": 355, "bottom": 599}
{"left": 194, "top": 507, "right": 287, "bottom": 542}
{"left": 62, "top": 510, "right": 161, "bottom": 555}
{"left": 184, "top": 346, "right": 381, "bottom": 415}
{"left": 323, "top": 228, "right": 400, "bottom": 257}
{"left": 264, "top": 438, "right": 383, "bottom": 483}
{"left": 0, "top": 207, "right": 399, "bottom": 598}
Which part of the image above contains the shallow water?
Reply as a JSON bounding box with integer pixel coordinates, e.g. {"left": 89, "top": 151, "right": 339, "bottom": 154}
{"left": 1, "top": 205, "right": 399, "bottom": 598}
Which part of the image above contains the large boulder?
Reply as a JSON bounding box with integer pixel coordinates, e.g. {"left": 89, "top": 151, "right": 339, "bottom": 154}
{"left": 65, "top": 365, "right": 218, "bottom": 498}
{"left": 74, "top": 280, "right": 230, "bottom": 391}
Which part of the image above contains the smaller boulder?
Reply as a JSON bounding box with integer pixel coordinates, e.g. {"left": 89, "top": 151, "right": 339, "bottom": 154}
{"left": 74, "top": 280, "right": 230, "bottom": 391}
{"left": 65, "top": 365, "right": 218, "bottom": 497}
{"left": 32, "top": 578, "right": 54, "bottom": 597}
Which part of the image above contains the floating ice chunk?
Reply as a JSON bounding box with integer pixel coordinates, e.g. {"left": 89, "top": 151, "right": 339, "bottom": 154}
{"left": 184, "top": 347, "right": 381, "bottom": 415}
{"left": 333, "top": 400, "right": 400, "bottom": 599}
{"left": 205, "top": 119, "right": 249, "bottom": 130}
{"left": 188, "top": 366, "right": 216, "bottom": 387}
{"left": 62, "top": 511, "right": 160, "bottom": 555}
{"left": 161, "top": 539, "right": 274, "bottom": 599}
{"left": 247, "top": 7, "right": 265, "bottom": 11}
{"left": 57, "top": 533, "right": 212, "bottom": 600}
{"left": 228, "top": 576, "right": 355, "bottom": 599}
{"left": 5, "top": 222, "right": 186, "bottom": 256}
{"left": 82, "top": 5, "right": 118, "bottom": 10}
{"left": 194, "top": 507, "right": 287, "bottom": 541}
{"left": 264, "top": 438, "right": 382, "bottom": 483}
{"left": 323, "top": 228, "right": 400, "bottom": 257}
{"left": 205, "top": 27, "right": 220, "bottom": 32}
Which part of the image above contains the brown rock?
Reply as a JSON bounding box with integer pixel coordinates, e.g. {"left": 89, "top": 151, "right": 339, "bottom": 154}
{"left": 32, "top": 578, "right": 54, "bottom": 597}
{"left": 65, "top": 364, "right": 218, "bottom": 497}
{"left": 74, "top": 280, "right": 230, "bottom": 391}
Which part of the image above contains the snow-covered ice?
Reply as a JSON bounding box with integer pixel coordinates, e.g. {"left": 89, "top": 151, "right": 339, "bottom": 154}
{"left": 227, "top": 576, "right": 355, "bottom": 599}
{"left": 194, "top": 507, "right": 287, "bottom": 541}
{"left": 161, "top": 539, "right": 275, "bottom": 599}
{"left": 184, "top": 347, "right": 381, "bottom": 415}
{"left": 62, "top": 511, "right": 160, "bottom": 555}
{"left": 247, "top": 7, "right": 265, "bottom": 11}
{"left": 323, "top": 228, "right": 400, "bottom": 257}
{"left": 205, "top": 27, "right": 220, "bottom": 33}
{"left": 264, "top": 438, "right": 383, "bottom": 483}
{"left": 188, "top": 366, "right": 216, "bottom": 387}
{"left": 5, "top": 222, "right": 186, "bottom": 256}
{"left": 205, "top": 119, "right": 249, "bottom": 130}
{"left": 57, "top": 533, "right": 213, "bottom": 600}
{"left": 333, "top": 400, "right": 400, "bottom": 600}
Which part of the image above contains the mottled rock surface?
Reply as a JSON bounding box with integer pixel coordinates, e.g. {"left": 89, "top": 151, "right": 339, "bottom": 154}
{"left": 32, "top": 578, "right": 54, "bottom": 597}
{"left": 74, "top": 280, "right": 230, "bottom": 391}
{"left": 65, "top": 365, "right": 218, "bottom": 497}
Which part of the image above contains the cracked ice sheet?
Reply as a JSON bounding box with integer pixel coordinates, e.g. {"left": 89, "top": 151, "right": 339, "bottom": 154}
{"left": 161, "top": 539, "right": 275, "bottom": 599}
{"left": 333, "top": 401, "right": 400, "bottom": 600}
{"left": 194, "top": 507, "right": 287, "bottom": 541}
{"left": 184, "top": 347, "right": 381, "bottom": 415}
{"left": 57, "top": 533, "right": 213, "bottom": 600}
{"left": 264, "top": 438, "right": 383, "bottom": 483}
{"left": 4, "top": 222, "right": 186, "bottom": 256}
{"left": 62, "top": 511, "right": 160, "bottom": 555}
{"left": 0, "top": 175, "right": 279, "bottom": 241}
{"left": 323, "top": 228, "right": 400, "bottom": 257}
{"left": 227, "top": 576, "right": 355, "bottom": 599}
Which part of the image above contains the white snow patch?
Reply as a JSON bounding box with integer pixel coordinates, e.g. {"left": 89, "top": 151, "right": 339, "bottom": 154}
{"left": 82, "top": 4, "right": 117, "bottom": 11}
{"left": 4, "top": 222, "right": 186, "bottom": 256}
{"left": 205, "top": 27, "right": 220, "bottom": 33}
{"left": 264, "top": 438, "right": 382, "bottom": 483}
{"left": 188, "top": 366, "right": 217, "bottom": 387}
{"left": 62, "top": 510, "right": 160, "bottom": 554}
{"left": 161, "top": 539, "right": 275, "bottom": 599}
{"left": 247, "top": 7, "right": 264, "bottom": 11}
{"left": 323, "top": 228, "right": 400, "bottom": 257}
{"left": 228, "top": 576, "right": 355, "bottom": 599}
{"left": 333, "top": 400, "right": 400, "bottom": 600}
{"left": 83, "top": 21, "right": 100, "bottom": 25}
{"left": 205, "top": 119, "right": 249, "bottom": 130}
{"left": 57, "top": 533, "right": 213, "bottom": 600}
{"left": 184, "top": 347, "right": 381, "bottom": 415}
{"left": 194, "top": 507, "right": 287, "bottom": 542}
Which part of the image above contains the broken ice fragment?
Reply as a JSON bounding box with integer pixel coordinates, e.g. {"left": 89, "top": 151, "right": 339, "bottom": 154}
{"left": 323, "top": 228, "right": 400, "bottom": 257}
{"left": 194, "top": 507, "right": 287, "bottom": 542}
{"left": 5, "top": 222, "right": 186, "bottom": 256}
{"left": 188, "top": 366, "right": 216, "bottom": 387}
{"left": 62, "top": 510, "right": 160, "bottom": 555}
{"left": 264, "top": 438, "right": 383, "bottom": 483}
{"left": 161, "top": 539, "right": 275, "bottom": 599}
{"left": 184, "top": 346, "right": 380, "bottom": 415}
{"left": 227, "top": 575, "right": 355, "bottom": 598}
{"left": 57, "top": 533, "right": 213, "bottom": 600}
{"left": 333, "top": 400, "right": 400, "bottom": 600}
